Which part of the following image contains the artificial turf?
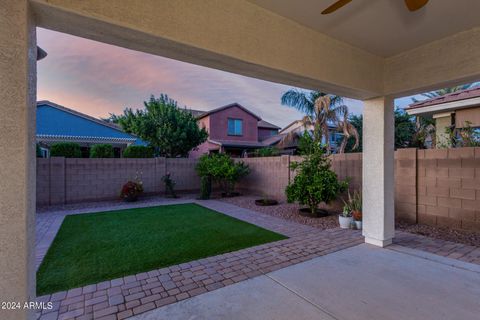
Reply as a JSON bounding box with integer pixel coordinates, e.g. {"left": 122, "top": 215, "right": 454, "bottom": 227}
{"left": 36, "top": 203, "right": 286, "bottom": 295}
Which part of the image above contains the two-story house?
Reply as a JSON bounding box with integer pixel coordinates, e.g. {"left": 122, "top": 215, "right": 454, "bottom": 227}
{"left": 188, "top": 103, "right": 280, "bottom": 158}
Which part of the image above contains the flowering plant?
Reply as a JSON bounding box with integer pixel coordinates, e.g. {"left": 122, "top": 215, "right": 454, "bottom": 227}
{"left": 120, "top": 171, "right": 143, "bottom": 202}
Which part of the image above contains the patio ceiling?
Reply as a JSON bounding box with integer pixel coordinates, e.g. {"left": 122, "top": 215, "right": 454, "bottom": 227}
{"left": 31, "top": 0, "right": 480, "bottom": 99}
{"left": 249, "top": 0, "right": 480, "bottom": 57}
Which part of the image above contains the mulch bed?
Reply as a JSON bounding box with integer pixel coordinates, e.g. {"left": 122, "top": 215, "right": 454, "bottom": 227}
{"left": 220, "top": 195, "right": 480, "bottom": 247}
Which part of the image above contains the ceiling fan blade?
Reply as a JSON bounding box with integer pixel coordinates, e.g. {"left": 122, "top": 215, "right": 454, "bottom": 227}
{"left": 404, "top": 0, "right": 429, "bottom": 12}
{"left": 321, "top": 0, "right": 352, "bottom": 15}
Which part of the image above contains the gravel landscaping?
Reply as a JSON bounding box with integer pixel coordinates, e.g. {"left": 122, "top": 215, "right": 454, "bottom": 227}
{"left": 220, "top": 195, "right": 480, "bottom": 247}
{"left": 219, "top": 195, "right": 341, "bottom": 230}
{"left": 396, "top": 221, "right": 480, "bottom": 247}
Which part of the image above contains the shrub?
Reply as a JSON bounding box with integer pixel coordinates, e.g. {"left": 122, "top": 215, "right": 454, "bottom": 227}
{"left": 196, "top": 153, "right": 250, "bottom": 196}
{"left": 161, "top": 172, "right": 177, "bottom": 198}
{"left": 90, "top": 144, "right": 114, "bottom": 158}
{"left": 120, "top": 172, "right": 143, "bottom": 202}
{"left": 50, "top": 142, "right": 82, "bottom": 158}
{"left": 253, "top": 147, "right": 279, "bottom": 157}
{"left": 286, "top": 141, "right": 347, "bottom": 215}
{"left": 123, "top": 145, "right": 155, "bottom": 158}
{"left": 36, "top": 144, "right": 42, "bottom": 158}
{"left": 199, "top": 176, "right": 212, "bottom": 200}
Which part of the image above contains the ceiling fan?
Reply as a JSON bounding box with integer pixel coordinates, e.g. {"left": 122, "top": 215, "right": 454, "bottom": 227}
{"left": 321, "top": 0, "right": 429, "bottom": 15}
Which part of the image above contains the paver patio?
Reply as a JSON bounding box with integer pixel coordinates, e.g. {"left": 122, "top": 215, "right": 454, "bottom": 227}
{"left": 35, "top": 197, "right": 480, "bottom": 320}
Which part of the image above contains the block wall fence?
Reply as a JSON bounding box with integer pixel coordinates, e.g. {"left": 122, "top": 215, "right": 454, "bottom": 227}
{"left": 37, "top": 147, "right": 480, "bottom": 231}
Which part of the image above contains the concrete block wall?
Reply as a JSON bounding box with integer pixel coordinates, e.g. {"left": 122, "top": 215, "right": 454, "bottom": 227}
{"left": 36, "top": 157, "right": 199, "bottom": 205}
{"left": 36, "top": 148, "right": 480, "bottom": 231}
{"left": 236, "top": 155, "right": 290, "bottom": 199}
{"left": 417, "top": 148, "right": 480, "bottom": 230}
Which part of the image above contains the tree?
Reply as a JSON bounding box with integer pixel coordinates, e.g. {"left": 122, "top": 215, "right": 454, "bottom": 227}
{"left": 113, "top": 95, "right": 208, "bottom": 157}
{"left": 90, "top": 144, "right": 114, "bottom": 158}
{"left": 286, "top": 137, "right": 347, "bottom": 215}
{"left": 281, "top": 90, "right": 352, "bottom": 151}
{"left": 345, "top": 108, "right": 417, "bottom": 152}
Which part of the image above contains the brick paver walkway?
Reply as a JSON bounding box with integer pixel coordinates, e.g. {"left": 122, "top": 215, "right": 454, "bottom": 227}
{"left": 394, "top": 231, "right": 480, "bottom": 265}
{"left": 35, "top": 197, "right": 480, "bottom": 319}
{"left": 36, "top": 199, "right": 363, "bottom": 320}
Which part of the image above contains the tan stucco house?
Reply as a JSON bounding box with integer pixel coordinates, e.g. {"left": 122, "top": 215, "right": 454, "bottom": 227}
{"left": 406, "top": 87, "right": 480, "bottom": 147}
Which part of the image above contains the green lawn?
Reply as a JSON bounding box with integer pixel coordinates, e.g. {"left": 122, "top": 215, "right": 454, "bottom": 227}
{"left": 37, "top": 203, "right": 286, "bottom": 295}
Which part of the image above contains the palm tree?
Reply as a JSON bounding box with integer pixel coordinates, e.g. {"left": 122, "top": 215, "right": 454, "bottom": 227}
{"left": 337, "top": 110, "right": 360, "bottom": 153}
{"left": 280, "top": 90, "right": 359, "bottom": 153}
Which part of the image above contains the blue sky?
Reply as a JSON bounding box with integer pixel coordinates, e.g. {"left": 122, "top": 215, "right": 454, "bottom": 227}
{"left": 38, "top": 28, "right": 419, "bottom": 128}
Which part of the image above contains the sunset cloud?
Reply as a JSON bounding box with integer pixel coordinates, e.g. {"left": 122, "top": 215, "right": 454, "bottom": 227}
{"left": 37, "top": 28, "right": 364, "bottom": 127}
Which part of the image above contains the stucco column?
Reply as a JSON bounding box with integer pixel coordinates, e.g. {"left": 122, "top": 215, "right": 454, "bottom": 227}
{"left": 362, "top": 97, "right": 395, "bottom": 247}
{"left": 0, "top": 1, "right": 36, "bottom": 319}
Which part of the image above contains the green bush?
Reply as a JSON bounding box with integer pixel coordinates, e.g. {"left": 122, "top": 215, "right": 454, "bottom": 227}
{"left": 36, "top": 144, "right": 42, "bottom": 158}
{"left": 196, "top": 153, "right": 250, "bottom": 196}
{"left": 286, "top": 141, "right": 347, "bottom": 215}
{"left": 199, "top": 176, "right": 212, "bottom": 200}
{"left": 50, "top": 142, "right": 82, "bottom": 158}
{"left": 253, "top": 147, "right": 279, "bottom": 157}
{"left": 123, "top": 145, "right": 155, "bottom": 158}
{"left": 90, "top": 144, "right": 114, "bottom": 158}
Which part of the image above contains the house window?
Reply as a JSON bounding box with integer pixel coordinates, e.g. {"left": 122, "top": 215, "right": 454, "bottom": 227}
{"left": 228, "top": 118, "right": 243, "bottom": 136}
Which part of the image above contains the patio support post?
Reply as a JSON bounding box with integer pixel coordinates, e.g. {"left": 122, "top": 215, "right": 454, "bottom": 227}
{"left": 0, "top": 1, "right": 36, "bottom": 319}
{"left": 362, "top": 97, "right": 395, "bottom": 247}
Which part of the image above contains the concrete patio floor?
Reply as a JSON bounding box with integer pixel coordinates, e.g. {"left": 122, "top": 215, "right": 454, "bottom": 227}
{"left": 132, "top": 244, "right": 480, "bottom": 320}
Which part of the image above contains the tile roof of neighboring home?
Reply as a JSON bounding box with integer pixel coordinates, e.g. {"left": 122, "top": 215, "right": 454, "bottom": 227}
{"left": 196, "top": 103, "right": 261, "bottom": 120}
{"left": 182, "top": 108, "right": 207, "bottom": 117}
{"left": 260, "top": 133, "right": 286, "bottom": 146}
{"left": 407, "top": 86, "right": 480, "bottom": 110}
{"left": 209, "top": 139, "right": 265, "bottom": 148}
{"left": 258, "top": 120, "right": 280, "bottom": 129}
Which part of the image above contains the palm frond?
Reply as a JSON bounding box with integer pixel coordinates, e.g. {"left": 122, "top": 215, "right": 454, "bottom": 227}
{"left": 281, "top": 89, "right": 314, "bottom": 116}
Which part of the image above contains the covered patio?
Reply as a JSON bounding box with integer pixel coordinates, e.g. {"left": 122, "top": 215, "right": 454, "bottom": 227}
{"left": 1, "top": 1, "right": 480, "bottom": 319}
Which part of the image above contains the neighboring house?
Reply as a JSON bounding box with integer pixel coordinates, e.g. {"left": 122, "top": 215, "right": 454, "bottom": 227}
{"left": 274, "top": 120, "right": 343, "bottom": 154}
{"left": 188, "top": 103, "right": 280, "bottom": 158}
{"left": 406, "top": 87, "right": 480, "bottom": 148}
{"left": 36, "top": 101, "right": 144, "bottom": 157}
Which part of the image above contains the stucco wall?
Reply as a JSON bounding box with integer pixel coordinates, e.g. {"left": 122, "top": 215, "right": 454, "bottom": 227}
{"left": 207, "top": 106, "right": 259, "bottom": 142}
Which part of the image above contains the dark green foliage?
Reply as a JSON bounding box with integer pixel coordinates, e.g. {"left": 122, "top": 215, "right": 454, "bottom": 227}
{"left": 196, "top": 154, "right": 250, "bottom": 196}
{"left": 89, "top": 144, "right": 114, "bottom": 158}
{"left": 199, "top": 176, "right": 212, "bottom": 200}
{"left": 50, "top": 142, "right": 81, "bottom": 158}
{"left": 113, "top": 94, "right": 208, "bottom": 157}
{"left": 122, "top": 145, "right": 154, "bottom": 158}
{"left": 345, "top": 108, "right": 417, "bottom": 152}
{"left": 286, "top": 140, "right": 347, "bottom": 214}
{"left": 36, "top": 144, "right": 42, "bottom": 158}
{"left": 161, "top": 173, "right": 177, "bottom": 198}
{"left": 36, "top": 204, "right": 286, "bottom": 295}
{"left": 253, "top": 147, "right": 279, "bottom": 157}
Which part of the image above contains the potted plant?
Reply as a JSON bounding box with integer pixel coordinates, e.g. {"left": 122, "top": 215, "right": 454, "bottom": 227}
{"left": 120, "top": 172, "right": 143, "bottom": 202}
{"left": 341, "top": 190, "right": 361, "bottom": 229}
{"left": 339, "top": 205, "right": 353, "bottom": 229}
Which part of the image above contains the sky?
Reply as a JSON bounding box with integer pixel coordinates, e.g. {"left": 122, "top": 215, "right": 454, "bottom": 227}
{"left": 37, "top": 28, "right": 417, "bottom": 128}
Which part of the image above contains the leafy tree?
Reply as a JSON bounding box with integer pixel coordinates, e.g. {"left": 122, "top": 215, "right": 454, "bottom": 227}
{"left": 90, "top": 144, "right": 114, "bottom": 158}
{"left": 196, "top": 154, "right": 250, "bottom": 196}
{"left": 122, "top": 145, "right": 154, "bottom": 158}
{"left": 286, "top": 139, "right": 347, "bottom": 215}
{"left": 345, "top": 108, "right": 416, "bottom": 152}
{"left": 50, "top": 142, "right": 82, "bottom": 158}
{"left": 113, "top": 95, "right": 208, "bottom": 157}
{"left": 253, "top": 147, "right": 279, "bottom": 157}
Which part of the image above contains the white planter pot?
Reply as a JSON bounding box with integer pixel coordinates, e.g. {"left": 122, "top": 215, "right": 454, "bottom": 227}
{"left": 339, "top": 215, "right": 353, "bottom": 229}
{"left": 355, "top": 221, "right": 362, "bottom": 230}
